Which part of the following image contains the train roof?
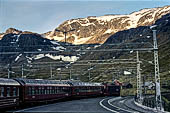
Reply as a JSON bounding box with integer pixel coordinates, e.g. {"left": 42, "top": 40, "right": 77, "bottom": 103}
{"left": 0, "top": 78, "right": 20, "bottom": 86}
{"left": 68, "top": 81, "right": 103, "bottom": 86}
{"left": 15, "top": 78, "right": 70, "bottom": 86}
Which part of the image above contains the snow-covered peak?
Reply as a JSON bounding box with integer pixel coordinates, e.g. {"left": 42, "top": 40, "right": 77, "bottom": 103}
{"left": 45, "top": 5, "right": 170, "bottom": 44}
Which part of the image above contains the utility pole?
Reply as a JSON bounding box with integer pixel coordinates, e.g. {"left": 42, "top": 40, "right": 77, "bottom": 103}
{"left": 55, "top": 28, "right": 75, "bottom": 44}
{"left": 64, "top": 32, "right": 67, "bottom": 44}
{"left": 88, "top": 70, "right": 91, "bottom": 81}
{"left": 143, "top": 75, "right": 146, "bottom": 97}
{"left": 7, "top": 64, "right": 10, "bottom": 78}
{"left": 152, "top": 28, "right": 163, "bottom": 111}
{"left": 136, "top": 51, "right": 142, "bottom": 104}
{"left": 50, "top": 64, "right": 53, "bottom": 79}
{"left": 88, "top": 62, "right": 92, "bottom": 81}
{"left": 70, "top": 69, "right": 72, "bottom": 80}
{"left": 22, "top": 64, "right": 24, "bottom": 78}
{"left": 57, "top": 68, "right": 61, "bottom": 81}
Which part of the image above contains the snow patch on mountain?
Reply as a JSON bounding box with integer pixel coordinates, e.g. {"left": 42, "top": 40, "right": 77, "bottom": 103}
{"left": 50, "top": 41, "right": 60, "bottom": 45}
{"left": 51, "top": 46, "right": 65, "bottom": 51}
{"left": 104, "top": 29, "right": 113, "bottom": 34}
{"left": 33, "top": 54, "right": 79, "bottom": 62}
{"left": 73, "top": 34, "right": 93, "bottom": 45}
{"left": 96, "top": 15, "right": 125, "bottom": 21}
{"left": 46, "top": 35, "right": 65, "bottom": 41}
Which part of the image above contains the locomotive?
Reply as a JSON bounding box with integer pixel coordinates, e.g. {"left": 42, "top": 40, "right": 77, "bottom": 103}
{"left": 0, "top": 78, "right": 120, "bottom": 109}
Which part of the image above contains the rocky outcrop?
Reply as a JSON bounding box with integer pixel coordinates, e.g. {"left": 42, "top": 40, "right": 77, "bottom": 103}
{"left": 5, "top": 28, "right": 22, "bottom": 34}
{"left": 0, "top": 28, "right": 37, "bottom": 40}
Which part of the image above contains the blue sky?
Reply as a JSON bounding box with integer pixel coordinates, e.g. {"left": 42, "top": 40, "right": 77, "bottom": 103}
{"left": 0, "top": 0, "right": 170, "bottom": 33}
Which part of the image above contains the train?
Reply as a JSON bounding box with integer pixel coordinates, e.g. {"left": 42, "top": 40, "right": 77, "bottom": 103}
{"left": 0, "top": 78, "right": 120, "bottom": 110}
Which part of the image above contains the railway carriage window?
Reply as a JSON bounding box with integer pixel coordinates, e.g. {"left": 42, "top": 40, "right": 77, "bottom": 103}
{"left": 95, "top": 87, "right": 97, "bottom": 92}
{"left": 61, "top": 87, "right": 64, "bottom": 93}
{"left": 36, "top": 87, "right": 39, "bottom": 95}
{"left": 7, "top": 87, "right": 10, "bottom": 97}
{"left": 98, "top": 87, "right": 100, "bottom": 91}
{"left": 17, "top": 87, "right": 19, "bottom": 96}
{"left": 63, "top": 87, "right": 65, "bottom": 93}
{"left": 32, "top": 87, "right": 35, "bottom": 95}
{"left": 47, "top": 87, "right": 49, "bottom": 94}
{"left": 62, "top": 87, "right": 65, "bottom": 93}
{"left": 28, "top": 87, "right": 32, "bottom": 95}
{"left": 64, "top": 87, "right": 68, "bottom": 93}
{"left": 52, "top": 87, "right": 54, "bottom": 94}
{"left": 64, "top": 87, "right": 66, "bottom": 93}
{"left": 94, "top": 87, "right": 96, "bottom": 91}
{"left": 56, "top": 87, "right": 58, "bottom": 94}
{"left": 75, "top": 88, "right": 79, "bottom": 93}
{"left": 49, "top": 87, "right": 51, "bottom": 94}
{"left": 88, "top": 87, "right": 90, "bottom": 92}
{"left": 40, "top": 87, "right": 42, "bottom": 94}
{"left": 0, "top": 87, "right": 4, "bottom": 97}
{"left": 13, "top": 87, "right": 17, "bottom": 96}
{"left": 61, "top": 87, "right": 63, "bottom": 93}
{"left": 58, "top": 87, "right": 62, "bottom": 93}
{"left": 41, "top": 87, "right": 43, "bottom": 94}
{"left": 38, "top": 87, "right": 41, "bottom": 95}
{"left": 57, "top": 87, "right": 60, "bottom": 93}
{"left": 79, "top": 87, "right": 82, "bottom": 92}
{"left": 80, "top": 87, "right": 83, "bottom": 92}
{"left": 41, "top": 87, "right": 42, "bottom": 94}
{"left": 36, "top": 87, "right": 38, "bottom": 95}
{"left": 90, "top": 87, "right": 92, "bottom": 92}
{"left": 58, "top": 87, "right": 60, "bottom": 93}
{"left": 54, "top": 87, "right": 57, "bottom": 94}
{"left": 44, "top": 87, "right": 47, "bottom": 94}
{"left": 50, "top": 87, "right": 52, "bottom": 94}
{"left": 34, "top": 87, "right": 37, "bottom": 95}
{"left": 84, "top": 87, "right": 86, "bottom": 92}
{"left": 39, "top": 87, "right": 41, "bottom": 94}
{"left": 54, "top": 87, "right": 56, "bottom": 94}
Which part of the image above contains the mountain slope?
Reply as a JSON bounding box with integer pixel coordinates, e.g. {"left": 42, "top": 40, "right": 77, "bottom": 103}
{"left": 44, "top": 5, "right": 170, "bottom": 44}
{"left": 77, "top": 13, "right": 170, "bottom": 82}
{"left": 0, "top": 33, "right": 79, "bottom": 65}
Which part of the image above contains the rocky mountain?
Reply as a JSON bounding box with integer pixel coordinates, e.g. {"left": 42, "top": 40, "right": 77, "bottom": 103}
{"left": 44, "top": 5, "right": 170, "bottom": 45}
{"left": 0, "top": 28, "right": 35, "bottom": 40}
{"left": 79, "top": 13, "right": 170, "bottom": 76}
{"left": 5, "top": 28, "right": 22, "bottom": 34}
{"left": 0, "top": 33, "right": 79, "bottom": 65}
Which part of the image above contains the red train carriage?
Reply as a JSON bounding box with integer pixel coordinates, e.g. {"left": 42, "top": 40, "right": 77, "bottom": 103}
{"left": 15, "top": 78, "right": 71, "bottom": 103}
{"left": 68, "top": 81, "right": 104, "bottom": 98}
{"left": 103, "top": 83, "right": 120, "bottom": 96}
{"left": 0, "top": 78, "right": 20, "bottom": 109}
